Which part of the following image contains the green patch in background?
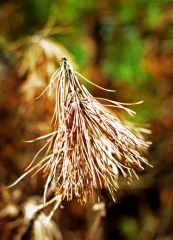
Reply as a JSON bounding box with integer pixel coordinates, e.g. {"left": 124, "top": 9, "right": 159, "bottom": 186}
{"left": 119, "top": 216, "right": 139, "bottom": 240}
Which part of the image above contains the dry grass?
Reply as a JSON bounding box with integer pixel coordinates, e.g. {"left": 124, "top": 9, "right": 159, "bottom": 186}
{"left": 9, "top": 57, "right": 151, "bottom": 222}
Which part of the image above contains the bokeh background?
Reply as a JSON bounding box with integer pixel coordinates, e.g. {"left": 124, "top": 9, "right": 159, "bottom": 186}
{"left": 1, "top": 0, "right": 173, "bottom": 239}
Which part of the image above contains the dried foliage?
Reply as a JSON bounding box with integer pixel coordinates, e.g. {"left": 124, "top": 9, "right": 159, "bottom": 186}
{"left": 0, "top": 192, "right": 63, "bottom": 240}
{"left": 10, "top": 57, "right": 151, "bottom": 222}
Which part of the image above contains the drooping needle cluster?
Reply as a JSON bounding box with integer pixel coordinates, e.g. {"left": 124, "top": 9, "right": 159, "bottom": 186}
{"left": 36, "top": 57, "right": 150, "bottom": 204}
{"left": 10, "top": 57, "right": 150, "bottom": 211}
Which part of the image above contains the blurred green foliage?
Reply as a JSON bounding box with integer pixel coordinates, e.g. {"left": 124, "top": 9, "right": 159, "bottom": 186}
{"left": 119, "top": 216, "right": 139, "bottom": 240}
{"left": 1, "top": 0, "right": 172, "bottom": 123}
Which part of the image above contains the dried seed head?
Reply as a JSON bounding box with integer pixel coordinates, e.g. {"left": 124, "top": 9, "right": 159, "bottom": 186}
{"left": 10, "top": 35, "right": 76, "bottom": 131}
{"left": 38, "top": 57, "right": 151, "bottom": 204}
{"left": 9, "top": 57, "right": 151, "bottom": 216}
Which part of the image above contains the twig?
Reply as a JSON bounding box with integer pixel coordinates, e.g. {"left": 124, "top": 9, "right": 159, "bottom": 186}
{"left": 86, "top": 203, "right": 106, "bottom": 240}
